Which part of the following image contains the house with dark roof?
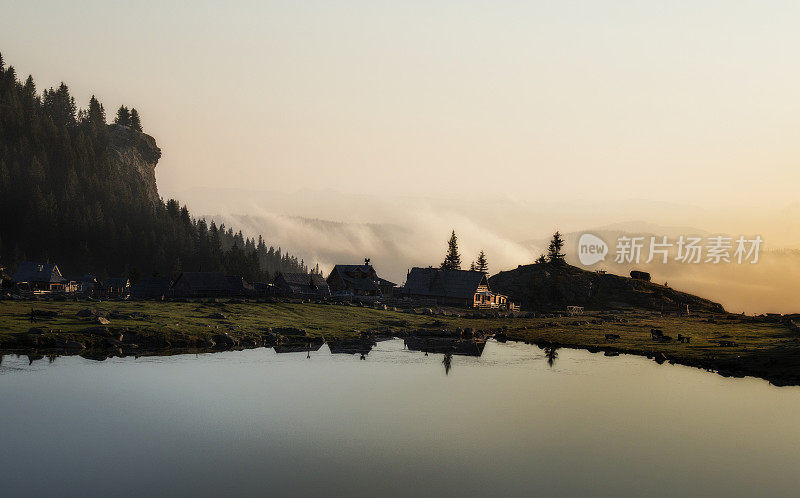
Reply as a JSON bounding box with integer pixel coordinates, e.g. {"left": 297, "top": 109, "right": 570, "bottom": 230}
{"left": 170, "top": 272, "right": 232, "bottom": 298}
{"left": 403, "top": 267, "right": 513, "bottom": 309}
{"left": 273, "top": 272, "right": 331, "bottom": 299}
{"left": 225, "top": 275, "right": 256, "bottom": 296}
{"left": 326, "top": 263, "right": 395, "bottom": 297}
{"left": 104, "top": 277, "right": 130, "bottom": 299}
{"left": 65, "top": 274, "right": 98, "bottom": 296}
{"left": 12, "top": 262, "right": 66, "bottom": 293}
{"left": 130, "top": 277, "right": 172, "bottom": 300}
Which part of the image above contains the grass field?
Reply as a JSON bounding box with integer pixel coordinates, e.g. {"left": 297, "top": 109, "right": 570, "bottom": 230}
{"left": 2, "top": 299, "right": 799, "bottom": 385}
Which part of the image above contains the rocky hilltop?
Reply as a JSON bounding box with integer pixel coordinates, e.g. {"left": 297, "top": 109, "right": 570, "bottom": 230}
{"left": 489, "top": 263, "right": 725, "bottom": 313}
{"left": 107, "top": 124, "right": 162, "bottom": 206}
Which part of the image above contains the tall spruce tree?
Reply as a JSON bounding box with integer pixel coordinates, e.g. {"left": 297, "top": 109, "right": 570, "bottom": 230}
{"left": 440, "top": 230, "right": 461, "bottom": 270}
{"left": 475, "top": 250, "right": 488, "bottom": 275}
{"left": 129, "top": 108, "right": 142, "bottom": 131}
{"left": 114, "top": 105, "right": 130, "bottom": 127}
{"left": 86, "top": 95, "right": 106, "bottom": 127}
{"left": 547, "top": 231, "right": 566, "bottom": 264}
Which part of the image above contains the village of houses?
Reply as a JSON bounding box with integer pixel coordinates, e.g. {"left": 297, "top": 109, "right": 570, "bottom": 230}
{"left": 1, "top": 259, "right": 519, "bottom": 312}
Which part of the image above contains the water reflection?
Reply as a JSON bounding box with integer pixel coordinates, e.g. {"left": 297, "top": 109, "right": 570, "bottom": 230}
{"left": 2, "top": 339, "right": 800, "bottom": 497}
{"left": 273, "top": 341, "right": 324, "bottom": 355}
{"left": 543, "top": 346, "right": 559, "bottom": 367}
{"left": 442, "top": 353, "right": 452, "bottom": 375}
{"left": 404, "top": 337, "right": 486, "bottom": 357}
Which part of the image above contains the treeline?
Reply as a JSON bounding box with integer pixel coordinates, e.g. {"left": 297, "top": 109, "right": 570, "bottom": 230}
{"left": 0, "top": 53, "right": 308, "bottom": 282}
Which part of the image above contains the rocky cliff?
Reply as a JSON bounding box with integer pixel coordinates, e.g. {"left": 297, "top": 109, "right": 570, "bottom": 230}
{"left": 489, "top": 263, "right": 725, "bottom": 313}
{"left": 107, "top": 124, "right": 162, "bottom": 206}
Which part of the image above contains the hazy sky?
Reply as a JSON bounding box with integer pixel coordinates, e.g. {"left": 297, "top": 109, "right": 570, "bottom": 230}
{"left": 3, "top": 0, "right": 799, "bottom": 206}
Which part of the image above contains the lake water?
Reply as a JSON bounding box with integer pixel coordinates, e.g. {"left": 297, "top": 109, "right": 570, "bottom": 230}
{"left": 1, "top": 339, "right": 799, "bottom": 497}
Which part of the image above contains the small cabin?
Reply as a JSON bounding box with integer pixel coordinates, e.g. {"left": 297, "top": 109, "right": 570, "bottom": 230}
{"left": 327, "top": 263, "right": 395, "bottom": 297}
{"left": 105, "top": 277, "right": 130, "bottom": 299}
{"left": 404, "top": 267, "right": 515, "bottom": 310}
{"left": 12, "top": 262, "right": 66, "bottom": 293}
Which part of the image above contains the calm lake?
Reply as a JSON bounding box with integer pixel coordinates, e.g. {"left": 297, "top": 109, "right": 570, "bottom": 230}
{"left": 1, "top": 339, "right": 799, "bottom": 497}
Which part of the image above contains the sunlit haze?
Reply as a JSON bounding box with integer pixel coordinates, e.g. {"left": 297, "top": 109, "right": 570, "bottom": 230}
{"left": 3, "top": 0, "right": 799, "bottom": 311}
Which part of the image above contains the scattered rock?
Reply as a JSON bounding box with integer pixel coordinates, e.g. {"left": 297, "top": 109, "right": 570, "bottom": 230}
{"left": 95, "top": 316, "right": 111, "bottom": 325}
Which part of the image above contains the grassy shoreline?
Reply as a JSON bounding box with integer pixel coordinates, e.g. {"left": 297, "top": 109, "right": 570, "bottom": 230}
{"left": 2, "top": 300, "right": 799, "bottom": 386}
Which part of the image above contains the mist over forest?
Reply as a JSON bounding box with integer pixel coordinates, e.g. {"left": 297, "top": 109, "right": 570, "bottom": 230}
{"left": 178, "top": 187, "right": 800, "bottom": 314}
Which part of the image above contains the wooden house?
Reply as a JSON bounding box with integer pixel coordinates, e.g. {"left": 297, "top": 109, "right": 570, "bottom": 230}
{"left": 225, "top": 276, "right": 256, "bottom": 297}
{"left": 272, "top": 272, "right": 331, "bottom": 299}
{"left": 130, "top": 277, "right": 172, "bottom": 300}
{"left": 326, "top": 263, "right": 395, "bottom": 297}
{"left": 170, "top": 272, "right": 231, "bottom": 298}
{"left": 403, "top": 267, "right": 514, "bottom": 309}
{"left": 105, "top": 277, "right": 130, "bottom": 299}
{"left": 12, "top": 262, "right": 66, "bottom": 293}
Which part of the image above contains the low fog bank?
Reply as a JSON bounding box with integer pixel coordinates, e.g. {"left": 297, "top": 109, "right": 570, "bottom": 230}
{"left": 207, "top": 212, "right": 533, "bottom": 285}
{"left": 179, "top": 187, "right": 800, "bottom": 314}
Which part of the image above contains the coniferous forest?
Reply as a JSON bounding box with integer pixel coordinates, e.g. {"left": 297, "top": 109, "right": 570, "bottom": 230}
{"left": 0, "top": 53, "right": 308, "bottom": 282}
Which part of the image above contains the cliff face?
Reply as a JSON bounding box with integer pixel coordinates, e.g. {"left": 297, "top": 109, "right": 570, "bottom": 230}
{"left": 107, "top": 124, "right": 162, "bottom": 206}
{"left": 489, "top": 263, "right": 725, "bottom": 313}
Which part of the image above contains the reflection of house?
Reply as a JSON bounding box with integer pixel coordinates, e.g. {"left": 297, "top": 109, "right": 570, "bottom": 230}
{"left": 130, "top": 277, "right": 172, "bottom": 300}
{"left": 171, "top": 272, "right": 231, "bottom": 298}
{"left": 272, "top": 272, "right": 331, "bottom": 299}
{"left": 12, "top": 262, "right": 66, "bottom": 293}
{"left": 326, "top": 264, "right": 395, "bottom": 297}
{"left": 403, "top": 267, "right": 514, "bottom": 309}
{"left": 105, "top": 277, "right": 130, "bottom": 299}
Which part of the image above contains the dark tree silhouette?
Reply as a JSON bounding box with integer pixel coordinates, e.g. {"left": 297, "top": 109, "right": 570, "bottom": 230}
{"left": 0, "top": 55, "right": 309, "bottom": 282}
{"left": 475, "top": 250, "right": 488, "bottom": 275}
{"left": 535, "top": 254, "right": 547, "bottom": 264}
{"left": 547, "top": 231, "right": 566, "bottom": 264}
{"left": 440, "top": 230, "right": 461, "bottom": 270}
{"left": 129, "top": 108, "right": 142, "bottom": 132}
{"left": 114, "top": 105, "right": 130, "bottom": 127}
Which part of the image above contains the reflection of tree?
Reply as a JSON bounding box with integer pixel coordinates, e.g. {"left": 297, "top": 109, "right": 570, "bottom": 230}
{"left": 442, "top": 353, "right": 452, "bottom": 375}
{"left": 544, "top": 346, "right": 559, "bottom": 367}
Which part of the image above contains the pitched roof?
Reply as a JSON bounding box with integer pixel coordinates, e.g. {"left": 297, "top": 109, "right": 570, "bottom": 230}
{"left": 105, "top": 277, "right": 129, "bottom": 288}
{"left": 279, "top": 272, "right": 315, "bottom": 285}
{"left": 130, "top": 277, "right": 172, "bottom": 298}
{"left": 273, "top": 272, "right": 330, "bottom": 296}
{"left": 12, "top": 261, "right": 65, "bottom": 284}
{"left": 404, "top": 267, "right": 488, "bottom": 300}
{"left": 329, "top": 264, "right": 396, "bottom": 290}
{"left": 225, "top": 275, "right": 255, "bottom": 293}
{"left": 171, "top": 272, "right": 230, "bottom": 292}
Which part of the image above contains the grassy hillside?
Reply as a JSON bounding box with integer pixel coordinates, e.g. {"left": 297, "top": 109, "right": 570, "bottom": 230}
{"left": 489, "top": 262, "right": 725, "bottom": 313}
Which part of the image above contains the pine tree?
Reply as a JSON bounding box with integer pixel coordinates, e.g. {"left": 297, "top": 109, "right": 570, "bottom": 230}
{"left": 469, "top": 261, "right": 476, "bottom": 271}
{"left": 547, "top": 231, "right": 566, "bottom": 264}
{"left": 114, "top": 105, "right": 130, "bottom": 127}
{"left": 475, "top": 250, "right": 488, "bottom": 275}
{"left": 129, "top": 108, "right": 142, "bottom": 131}
{"left": 440, "top": 230, "right": 461, "bottom": 270}
{"left": 86, "top": 95, "right": 106, "bottom": 127}
{"left": 535, "top": 254, "right": 547, "bottom": 264}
